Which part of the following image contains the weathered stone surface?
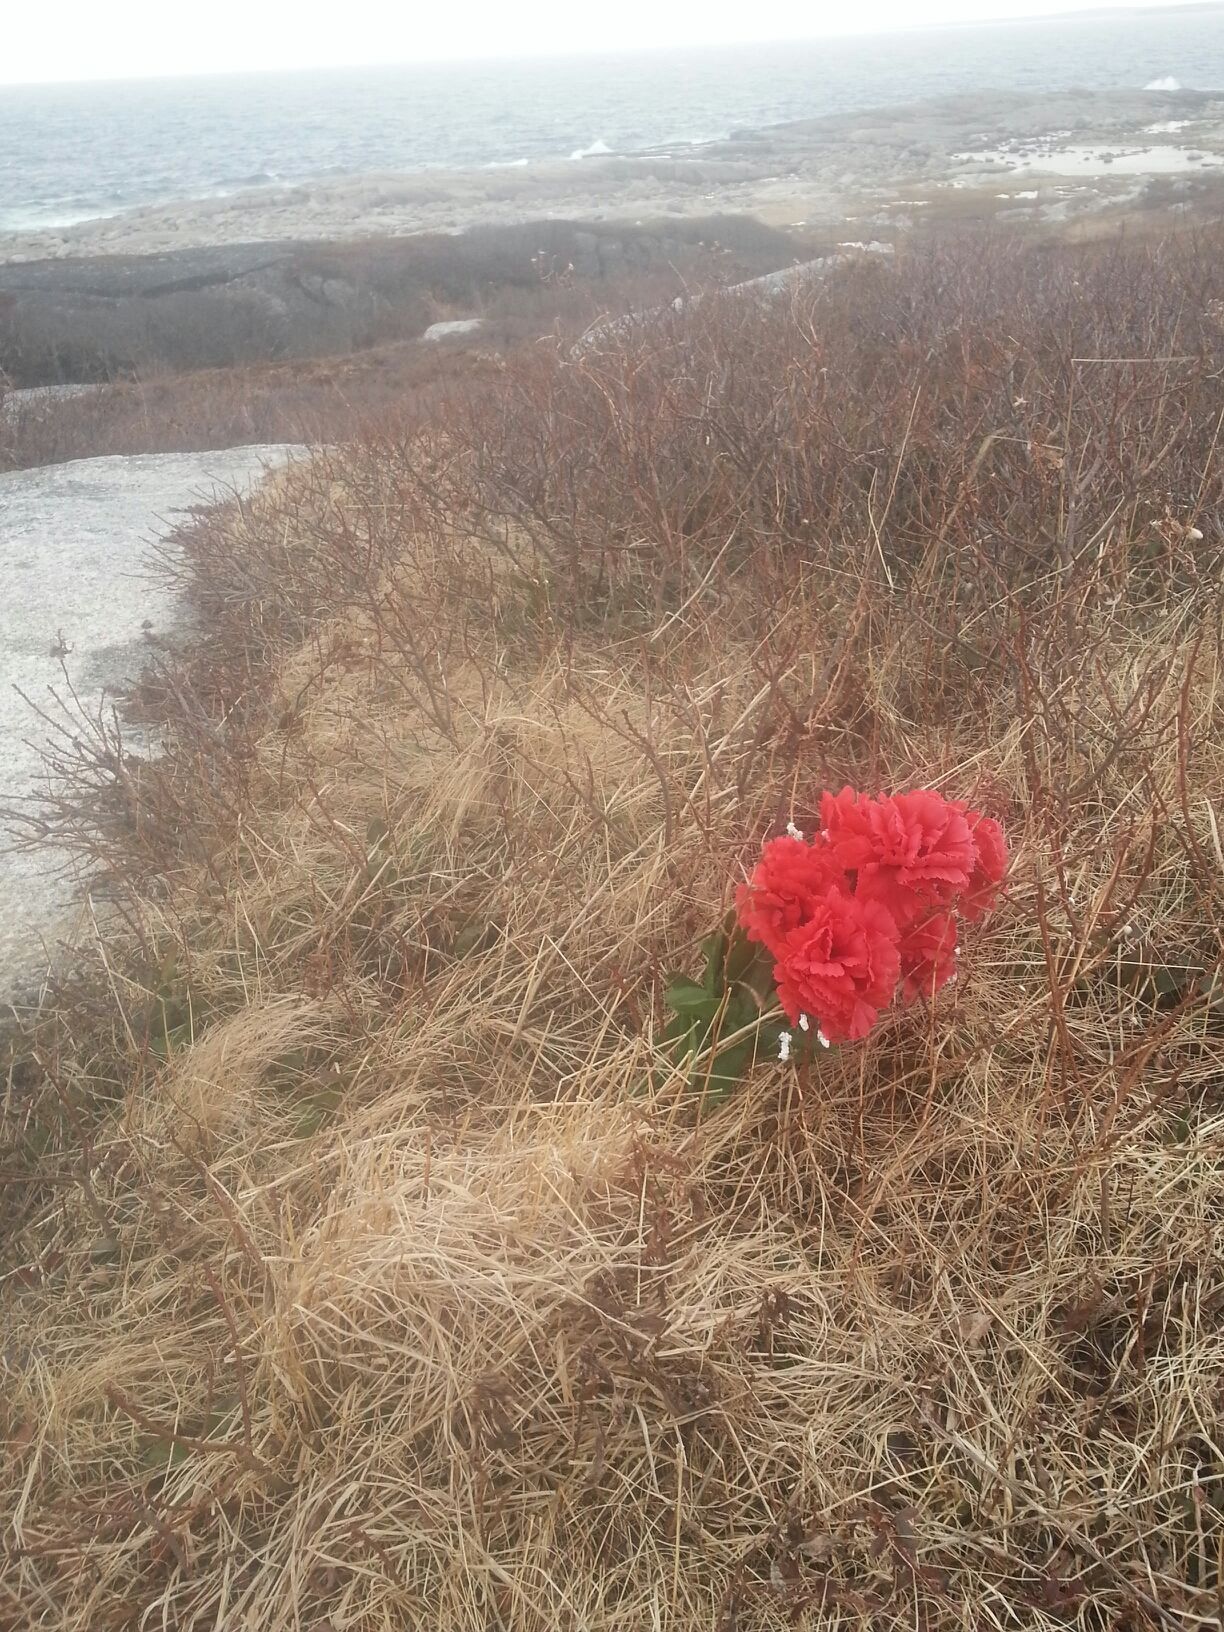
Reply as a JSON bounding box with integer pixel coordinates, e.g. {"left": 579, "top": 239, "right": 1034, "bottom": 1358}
{"left": 1, "top": 444, "right": 304, "bottom": 995}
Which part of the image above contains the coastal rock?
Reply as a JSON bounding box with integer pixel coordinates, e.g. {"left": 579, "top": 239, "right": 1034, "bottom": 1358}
{"left": 0, "top": 444, "right": 306, "bottom": 997}
{"left": 1, "top": 383, "right": 104, "bottom": 421}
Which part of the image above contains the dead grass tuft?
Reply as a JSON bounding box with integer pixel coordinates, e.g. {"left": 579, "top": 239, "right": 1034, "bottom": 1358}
{"left": 3, "top": 227, "right": 1224, "bottom": 1629}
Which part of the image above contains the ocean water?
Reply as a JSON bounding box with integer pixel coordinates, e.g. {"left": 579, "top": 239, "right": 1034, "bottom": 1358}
{"left": 3, "top": 7, "right": 1224, "bottom": 232}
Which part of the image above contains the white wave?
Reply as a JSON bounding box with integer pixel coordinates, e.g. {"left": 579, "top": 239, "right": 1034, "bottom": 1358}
{"left": 485, "top": 157, "right": 530, "bottom": 169}
{"left": 1144, "top": 76, "right": 1182, "bottom": 91}
{"left": 570, "top": 138, "right": 614, "bottom": 161}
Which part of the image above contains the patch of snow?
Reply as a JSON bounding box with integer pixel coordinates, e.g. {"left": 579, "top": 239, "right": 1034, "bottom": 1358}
{"left": 420, "top": 318, "right": 483, "bottom": 342}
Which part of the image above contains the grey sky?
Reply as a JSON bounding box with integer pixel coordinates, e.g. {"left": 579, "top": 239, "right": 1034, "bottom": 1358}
{"left": 2, "top": 0, "right": 1217, "bottom": 84}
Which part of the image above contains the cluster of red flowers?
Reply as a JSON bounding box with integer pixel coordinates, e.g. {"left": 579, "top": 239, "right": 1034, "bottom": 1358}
{"left": 735, "top": 788, "right": 1008, "bottom": 1046}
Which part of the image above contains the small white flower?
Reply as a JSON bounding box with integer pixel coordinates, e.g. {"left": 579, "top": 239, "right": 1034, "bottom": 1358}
{"left": 798, "top": 1013, "right": 810, "bottom": 1032}
{"left": 786, "top": 821, "right": 805, "bottom": 841}
{"left": 947, "top": 974, "right": 958, "bottom": 986}
{"left": 778, "top": 1031, "right": 792, "bottom": 1062}
{"left": 816, "top": 1029, "right": 831, "bottom": 1049}
{"left": 820, "top": 828, "right": 831, "bottom": 841}
{"left": 953, "top": 946, "right": 960, "bottom": 958}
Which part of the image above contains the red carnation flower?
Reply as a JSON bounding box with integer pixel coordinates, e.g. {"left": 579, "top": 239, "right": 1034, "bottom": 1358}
{"left": 823, "top": 787, "right": 976, "bottom": 925}
{"left": 898, "top": 910, "right": 958, "bottom": 1004}
{"left": 961, "top": 812, "right": 1008, "bottom": 921}
{"left": 728, "top": 787, "right": 1007, "bottom": 1058}
{"left": 817, "top": 785, "right": 876, "bottom": 869}
{"left": 773, "top": 887, "right": 901, "bottom": 1043}
{"left": 735, "top": 834, "right": 846, "bottom": 957}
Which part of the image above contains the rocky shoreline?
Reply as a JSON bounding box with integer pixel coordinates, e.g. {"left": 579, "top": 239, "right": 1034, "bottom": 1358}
{"left": 4, "top": 86, "right": 1224, "bottom": 264}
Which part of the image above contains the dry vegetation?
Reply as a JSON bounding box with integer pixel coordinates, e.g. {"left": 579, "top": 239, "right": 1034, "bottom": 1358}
{"left": 0, "top": 214, "right": 800, "bottom": 472}
{"left": 0, "top": 342, "right": 501, "bottom": 472}
{"left": 0, "top": 217, "right": 797, "bottom": 380}
{"left": 3, "top": 227, "right": 1224, "bottom": 1629}
{"left": 0, "top": 227, "right": 797, "bottom": 473}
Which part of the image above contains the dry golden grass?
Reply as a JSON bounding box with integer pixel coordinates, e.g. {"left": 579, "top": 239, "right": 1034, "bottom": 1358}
{"left": 3, "top": 228, "right": 1224, "bottom": 1630}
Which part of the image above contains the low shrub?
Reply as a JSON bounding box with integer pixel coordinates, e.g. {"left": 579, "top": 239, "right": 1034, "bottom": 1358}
{"left": 4, "top": 227, "right": 1223, "bottom": 1630}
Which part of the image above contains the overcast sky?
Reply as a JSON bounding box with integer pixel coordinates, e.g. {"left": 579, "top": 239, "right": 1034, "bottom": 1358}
{"left": 1, "top": 0, "right": 1216, "bottom": 85}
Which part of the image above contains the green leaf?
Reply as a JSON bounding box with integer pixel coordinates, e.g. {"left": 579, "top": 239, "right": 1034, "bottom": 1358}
{"left": 139, "top": 1437, "right": 195, "bottom": 1473}
{"left": 452, "top": 920, "right": 485, "bottom": 958}
{"left": 692, "top": 1037, "right": 756, "bottom": 1103}
{"left": 1163, "top": 1109, "right": 1194, "bottom": 1146}
{"left": 661, "top": 1012, "right": 703, "bottom": 1055}
{"left": 136, "top": 1395, "right": 239, "bottom": 1474}
{"left": 294, "top": 1083, "right": 343, "bottom": 1137}
{"left": 723, "top": 989, "right": 758, "bottom": 1030}
{"left": 1153, "top": 963, "right": 1188, "bottom": 1000}
{"left": 757, "top": 1022, "right": 787, "bottom": 1057}
{"left": 149, "top": 1020, "right": 192, "bottom": 1061}
{"left": 665, "top": 977, "right": 718, "bottom": 1017}
{"left": 723, "top": 926, "right": 759, "bottom": 986}
{"left": 700, "top": 930, "right": 729, "bottom": 993}
{"left": 649, "top": 1013, "right": 702, "bottom": 1091}
{"left": 655, "top": 934, "right": 781, "bottom": 1104}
